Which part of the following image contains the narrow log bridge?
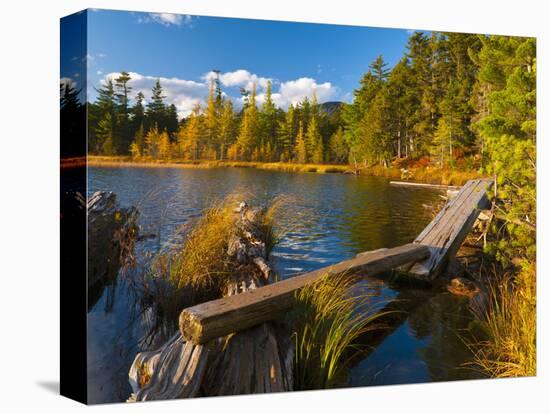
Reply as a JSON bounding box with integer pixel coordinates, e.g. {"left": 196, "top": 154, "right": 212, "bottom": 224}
{"left": 128, "top": 178, "right": 493, "bottom": 400}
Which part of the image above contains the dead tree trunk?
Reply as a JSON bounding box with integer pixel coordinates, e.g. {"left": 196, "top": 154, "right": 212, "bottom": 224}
{"left": 128, "top": 202, "right": 293, "bottom": 401}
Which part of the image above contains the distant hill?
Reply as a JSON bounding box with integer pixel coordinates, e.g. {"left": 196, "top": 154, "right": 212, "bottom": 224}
{"left": 319, "top": 101, "right": 345, "bottom": 117}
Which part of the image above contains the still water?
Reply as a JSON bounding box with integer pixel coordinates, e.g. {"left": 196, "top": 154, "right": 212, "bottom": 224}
{"left": 87, "top": 166, "right": 483, "bottom": 403}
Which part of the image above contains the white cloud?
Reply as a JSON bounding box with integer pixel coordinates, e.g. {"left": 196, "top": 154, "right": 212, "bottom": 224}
{"left": 99, "top": 70, "right": 339, "bottom": 118}
{"left": 276, "top": 77, "right": 338, "bottom": 107}
{"left": 60, "top": 77, "right": 77, "bottom": 90}
{"left": 102, "top": 71, "right": 208, "bottom": 118}
{"left": 203, "top": 69, "right": 271, "bottom": 91}
{"left": 138, "top": 13, "right": 195, "bottom": 27}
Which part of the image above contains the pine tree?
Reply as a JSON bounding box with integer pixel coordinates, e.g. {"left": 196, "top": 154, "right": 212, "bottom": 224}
{"left": 294, "top": 121, "right": 307, "bottom": 164}
{"left": 306, "top": 115, "right": 323, "bottom": 164}
{"left": 473, "top": 35, "right": 536, "bottom": 262}
{"left": 146, "top": 79, "right": 166, "bottom": 130}
{"left": 131, "top": 91, "right": 145, "bottom": 132}
{"left": 277, "top": 104, "right": 295, "bottom": 162}
{"left": 97, "top": 113, "right": 115, "bottom": 155}
{"left": 114, "top": 71, "right": 133, "bottom": 154}
{"left": 259, "top": 80, "right": 277, "bottom": 159}
{"left": 204, "top": 79, "right": 219, "bottom": 159}
{"left": 60, "top": 81, "right": 85, "bottom": 156}
{"left": 329, "top": 127, "right": 348, "bottom": 163}
{"left": 165, "top": 104, "right": 180, "bottom": 138}
{"left": 94, "top": 80, "right": 117, "bottom": 154}
{"left": 358, "top": 87, "right": 393, "bottom": 166}
{"left": 236, "top": 83, "right": 259, "bottom": 160}
{"left": 218, "top": 99, "right": 235, "bottom": 160}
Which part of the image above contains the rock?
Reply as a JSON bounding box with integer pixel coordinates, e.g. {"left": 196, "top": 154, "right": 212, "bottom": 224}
{"left": 447, "top": 277, "right": 480, "bottom": 297}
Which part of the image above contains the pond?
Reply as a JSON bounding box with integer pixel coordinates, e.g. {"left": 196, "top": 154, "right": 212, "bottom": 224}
{"left": 87, "top": 166, "right": 483, "bottom": 403}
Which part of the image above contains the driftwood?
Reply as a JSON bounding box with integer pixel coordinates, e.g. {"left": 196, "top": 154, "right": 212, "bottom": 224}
{"left": 128, "top": 202, "right": 293, "bottom": 401}
{"left": 88, "top": 191, "right": 139, "bottom": 289}
{"left": 180, "top": 243, "right": 429, "bottom": 345}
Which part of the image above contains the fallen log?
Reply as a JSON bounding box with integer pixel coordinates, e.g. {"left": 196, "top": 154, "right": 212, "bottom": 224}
{"left": 390, "top": 181, "right": 462, "bottom": 191}
{"left": 403, "top": 178, "right": 493, "bottom": 280}
{"left": 179, "top": 243, "right": 430, "bottom": 345}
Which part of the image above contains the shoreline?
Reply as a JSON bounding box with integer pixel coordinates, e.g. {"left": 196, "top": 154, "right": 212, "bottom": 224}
{"left": 85, "top": 156, "right": 482, "bottom": 186}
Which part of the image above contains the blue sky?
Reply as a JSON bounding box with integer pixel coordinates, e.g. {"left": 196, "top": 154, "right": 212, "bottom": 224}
{"left": 61, "top": 9, "right": 414, "bottom": 117}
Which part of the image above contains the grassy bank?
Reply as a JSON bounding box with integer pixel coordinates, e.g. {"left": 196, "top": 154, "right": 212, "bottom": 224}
{"left": 472, "top": 261, "right": 536, "bottom": 378}
{"left": 88, "top": 155, "right": 482, "bottom": 186}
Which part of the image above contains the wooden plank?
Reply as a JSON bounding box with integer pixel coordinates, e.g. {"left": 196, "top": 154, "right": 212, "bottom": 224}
{"left": 390, "top": 181, "right": 462, "bottom": 191}
{"left": 405, "top": 178, "right": 493, "bottom": 280}
{"left": 179, "top": 243, "right": 430, "bottom": 344}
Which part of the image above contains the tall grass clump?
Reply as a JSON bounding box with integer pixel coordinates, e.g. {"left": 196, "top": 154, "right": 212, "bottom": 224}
{"left": 472, "top": 262, "right": 536, "bottom": 377}
{"left": 291, "top": 273, "right": 384, "bottom": 390}
{"left": 142, "top": 194, "right": 288, "bottom": 339}
{"left": 168, "top": 198, "right": 239, "bottom": 292}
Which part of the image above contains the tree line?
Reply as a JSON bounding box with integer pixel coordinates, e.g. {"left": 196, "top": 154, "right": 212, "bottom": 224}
{"left": 62, "top": 31, "right": 535, "bottom": 186}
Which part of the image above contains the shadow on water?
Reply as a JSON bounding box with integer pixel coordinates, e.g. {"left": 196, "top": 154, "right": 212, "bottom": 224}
{"left": 86, "top": 166, "right": 482, "bottom": 402}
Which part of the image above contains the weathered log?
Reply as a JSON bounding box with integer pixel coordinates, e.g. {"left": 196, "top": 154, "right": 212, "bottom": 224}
{"left": 127, "top": 333, "right": 209, "bottom": 401}
{"left": 403, "top": 179, "right": 493, "bottom": 280}
{"left": 128, "top": 202, "right": 293, "bottom": 400}
{"left": 389, "top": 181, "right": 462, "bottom": 191}
{"left": 179, "top": 243, "right": 430, "bottom": 345}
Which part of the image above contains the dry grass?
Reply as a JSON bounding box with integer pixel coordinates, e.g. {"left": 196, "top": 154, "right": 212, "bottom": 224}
{"left": 89, "top": 155, "right": 481, "bottom": 185}
{"left": 168, "top": 197, "right": 239, "bottom": 291}
{"left": 291, "top": 273, "right": 385, "bottom": 390}
{"left": 139, "top": 194, "right": 288, "bottom": 340}
{"left": 471, "top": 261, "right": 536, "bottom": 378}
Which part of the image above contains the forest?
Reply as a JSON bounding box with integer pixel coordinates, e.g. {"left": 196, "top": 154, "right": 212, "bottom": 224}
{"left": 65, "top": 32, "right": 534, "bottom": 175}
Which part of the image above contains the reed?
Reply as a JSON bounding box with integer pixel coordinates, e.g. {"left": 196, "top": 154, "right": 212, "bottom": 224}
{"left": 471, "top": 261, "right": 536, "bottom": 378}
{"left": 291, "top": 272, "right": 384, "bottom": 390}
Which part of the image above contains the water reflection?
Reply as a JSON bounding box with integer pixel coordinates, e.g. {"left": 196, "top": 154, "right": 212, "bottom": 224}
{"left": 87, "top": 166, "right": 480, "bottom": 403}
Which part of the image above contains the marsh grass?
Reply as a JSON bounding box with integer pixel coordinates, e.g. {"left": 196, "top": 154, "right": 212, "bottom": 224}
{"left": 291, "top": 272, "right": 385, "bottom": 390}
{"left": 471, "top": 262, "right": 536, "bottom": 378}
{"left": 140, "top": 193, "right": 291, "bottom": 341}
{"left": 89, "top": 156, "right": 482, "bottom": 185}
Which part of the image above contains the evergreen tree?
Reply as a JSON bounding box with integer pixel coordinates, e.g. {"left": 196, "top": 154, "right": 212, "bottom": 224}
{"left": 329, "top": 127, "right": 348, "bottom": 163}
{"left": 218, "top": 99, "right": 236, "bottom": 160}
{"left": 94, "top": 80, "right": 117, "bottom": 154}
{"left": 204, "top": 79, "right": 220, "bottom": 158}
{"left": 146, "top": 79, "right": 166, "bottom": 130}
{"left": 259, "top": 80, "right": 278, "bottom": 159}
{"left": 306, "top": 99, "right": 323, "bottom": 164}
{"left": 278, "top": 104, "right": 295, "bottom": 162}
{"left": 97, "top": 113, "right": 116, "bottom": 155}
{"left": 473, "top": 35, "right": 536, "bottom": 262}
{"left": 131, "top": 91, "right": 145, "bottom": 128}
{"left": 236, "top": 84, "right": 259, "bottom": 160}
{"left": 60, "top": 81, "right": 85, "bottom": 156}
{"left": 294, "top": 121, "right": 307, "bottom": 164}
{"left": 165, "top": 104, "right": 180, "bottom": 138}
{"left": 358, "top": 87, "right": 393, "bottom": 166}
{"left": 114, "top": 71, "right": 133, "bottom": 154}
